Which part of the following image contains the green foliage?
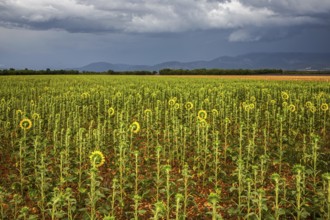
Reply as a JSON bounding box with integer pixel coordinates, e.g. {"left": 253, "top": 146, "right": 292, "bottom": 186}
{"left": 0, "top": 75, "right": 329, "bottom": 219}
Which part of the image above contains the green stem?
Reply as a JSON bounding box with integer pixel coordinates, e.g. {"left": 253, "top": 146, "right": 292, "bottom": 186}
{"left": 90, "top": 167, "right": 96, "bottom": 220}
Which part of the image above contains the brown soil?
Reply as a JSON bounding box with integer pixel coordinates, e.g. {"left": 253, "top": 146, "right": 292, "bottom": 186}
{"left": 166, "top": 75, "right": 330, "bottom": 81}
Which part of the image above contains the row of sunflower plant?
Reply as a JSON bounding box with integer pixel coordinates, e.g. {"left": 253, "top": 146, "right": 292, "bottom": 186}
{"left": 0, "top": 75, "right": 329, "bottom": 219}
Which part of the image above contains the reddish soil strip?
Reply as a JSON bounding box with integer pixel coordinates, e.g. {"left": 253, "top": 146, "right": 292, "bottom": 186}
{"left": 167, "top": 75, "right": 330, "bottom": 81}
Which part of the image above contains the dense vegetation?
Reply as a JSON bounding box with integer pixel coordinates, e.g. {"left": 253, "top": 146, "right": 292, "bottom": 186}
{"left": 0, "top": 75, "right": 329, "bottom": 219}
{"left": 0, "top": 68, "right": 290, "bottom": 75}
{"left": 2, "top": 68, "right": 330, "bottom": 76}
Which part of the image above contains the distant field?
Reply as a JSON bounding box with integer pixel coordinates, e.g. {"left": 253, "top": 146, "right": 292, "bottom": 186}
{"left": 0, "top": 75, "right": 329, "bottom": 219}
{"left": 170, "top": 74, "right": 330, "bottom": 81}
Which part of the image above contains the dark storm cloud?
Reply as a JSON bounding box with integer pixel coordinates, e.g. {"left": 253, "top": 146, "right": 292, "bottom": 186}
{"left": 0, "top": 0, "right": 329, "bottom": 41}
{"left": 242, "top": 0, "right": 330, "bottom": 15}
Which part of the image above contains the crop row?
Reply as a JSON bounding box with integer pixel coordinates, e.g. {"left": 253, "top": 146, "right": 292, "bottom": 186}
{"left": 0, "top": 76, "right": 329, "bottom": 219}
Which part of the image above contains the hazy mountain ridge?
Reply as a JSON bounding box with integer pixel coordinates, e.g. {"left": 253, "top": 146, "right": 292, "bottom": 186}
{"left": 75, "top": 53, "right": 330, "bottom": 72}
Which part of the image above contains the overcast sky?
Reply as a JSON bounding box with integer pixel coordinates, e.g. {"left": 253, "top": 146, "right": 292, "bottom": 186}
{"left": 1, "top": 0, "right": 330, "bottom": 69}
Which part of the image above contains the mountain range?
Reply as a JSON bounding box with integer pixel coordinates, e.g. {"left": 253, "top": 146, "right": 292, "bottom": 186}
{"left": 74, "top": 52, "right": 330, "bottom": 72}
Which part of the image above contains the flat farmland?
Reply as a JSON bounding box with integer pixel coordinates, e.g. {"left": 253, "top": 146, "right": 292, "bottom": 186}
{"left": 0, "top": 75, "right": 329, "bottom": 219}
{"left": 170, "top": 74, "right": 330, "bottom": 81}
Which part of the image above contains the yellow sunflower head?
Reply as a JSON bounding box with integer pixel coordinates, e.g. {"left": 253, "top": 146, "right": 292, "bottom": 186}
{"left": 81, "top": 92, "right": 90, "bottom": 98}
{"left": 197, "top": 110, "right": 207, "bottom": 120}
{"left": 89, "top": 150, "right": 105, "bottom": 168}
{"left": 144, "top": 109, "right": 152, "bottom": 116}
{"left": 116, "top": 92, "right": 122, "bottom": 98}
{"left": 211, "top": 109, "right": 219, "bottom": 116}
{"left": 185, "top": 102, "right": 194, "bottom": 110}
{"left": 305, "top": 101, "right": 313, "bottom": 108}
{"left": 310, "top": 106, "right": 316, "bottom": 113}
{"left": 19, "top": 118, "right": 32, "bottom": 130}
{"left": 197, "top": 118, "right": 208, "bottom": 128}
{"left": 321, "top": 103, "right": 328, "bottom": 111}
{"left": 131, "top": 121, "right": 140, "bottom": 133}
{"left": 32, "top": 113, "right": 40, "bottom": 120}
{"left": 204, "top": 98, "right": 210, "bottom": 104}
{"left": 281, "top": 91, "right": 289, "bottom": 100}
{"left": 108, "top": 107, "right": 115, "bottom": 116}
{"left": 250, "top": 96, "right": 256, "bottom": 102}
{"left": 168, "top": 98, "right": 176, "bottom": 107}
{"left": 16, "top": 110, "right": 23, "bottom": 115}
{"left": 282, "top": 101, "right": 288, "bottom": 108}
{"left": 225, "top": 117, "right": 231, "bottom": 124}
{"left": 244, "top": 104, "right": 250, "bottom": 112}
{"left": 288, "top": 104, "right": 296, "bottom": 113}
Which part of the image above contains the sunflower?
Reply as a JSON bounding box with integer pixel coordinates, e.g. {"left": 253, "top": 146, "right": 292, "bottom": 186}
{"left": 321, "top": 103, "right": 329, "bottom": 111}
{"left": 175, "top": 193, "right": 184, "bottom": 203}
{"left": 310, "top": 106, "right": 316, "bottom": 113}
{"left": 292, "top": 164, "right": 304, "bottom": 174}
{"left": 16, "top": 110, "right": 23, "bottom": 115}
{"left": 204, "top": 98, "right": 210, "bottom": 104}
{"left": 32, "top": 113, "right": 40, "bottom": 120}
{"left": 19, "top": 118, "right": 32, "bottom": 130}
{"left": 208, "top": 192, "right": 220, "bottom": 204}
{"left": 271, "top": 173, "right": 281, "bottom": 182}
{"left": 211, "top": 109, "right": 219, "bottom": 116}
{"left": 197, "top": 118, "right": 208, "bottom": 128}
{"left": 89, "top": 150, "right": 105, "bottom": 168}
{"left": 288, "top": 104, "right": 296, "bottom": 113}
{"left": 225, "top": 117, "right": 231, "bottom": 124}
{"left": 282, "top": 102, "right": 288, "bottom": 108}
{"left": 185, "top": 102, "right": 194, "bottom": 110}
{"left": 131, "top": 121, "right": 140, "bottom": 133}
{"left": 281, "top": 92, "right": 289, "bottom": 100}
{"left": 198, "top": 110, "right": 207, "bottom": 120}
{"left": 244, "top": 104, "right": 250, "bottom": 112}
{"left": 81, "top": 92, "right": 90, "bottom": 98}
{"left": 250, "top": 96, "right": 256, "bottom": 102}
{"left": 144, "top": 109, "right": 152, "bottom": 116}
{"left": 305, "top": 101, "right": 313, "bottom": 108}
{"left": 270, "top": 100, "right": 276, "bottom": 105}
{"left": 116, "top": 92, "right": 122, "bottom": 98}
{"left": 168, "top": 98, "right": 176, "bottom": 106}
{"left": 108, "top": 107, "right": 115, "bottom": 116}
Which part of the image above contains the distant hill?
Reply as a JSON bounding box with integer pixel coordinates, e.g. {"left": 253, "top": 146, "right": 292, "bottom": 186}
{"left": 74, "top": 53, "right": 330, "bottom": 72}
{"left": 77, "top": 62, "right": 150, "bottom": 72}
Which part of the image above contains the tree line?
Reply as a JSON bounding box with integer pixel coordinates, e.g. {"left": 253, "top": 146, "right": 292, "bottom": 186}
{"left": 2, "top": 68, "right": 330, "bottom": 76}
{"left": 0, "top": 68, "right": 287, "bottom": 75}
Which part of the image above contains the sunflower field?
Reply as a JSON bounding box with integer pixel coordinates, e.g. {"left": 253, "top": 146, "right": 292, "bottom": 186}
{"left": 0, "top": 75, "right": 329, "bottom": 220}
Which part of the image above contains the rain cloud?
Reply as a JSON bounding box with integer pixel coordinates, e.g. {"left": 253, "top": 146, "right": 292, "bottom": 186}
{"left": 0, "top": 0, "right": 329, "bottom": 41}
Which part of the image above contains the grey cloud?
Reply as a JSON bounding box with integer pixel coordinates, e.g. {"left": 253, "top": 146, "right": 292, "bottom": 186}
{"left": 228, "top": 26, "right": 305, "bottom": 42}
{"left": 242, "top": 0, "right": 330, "bottom": 15}
{"left": 0, "top": 0, "right": 329, "bottom": 41}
